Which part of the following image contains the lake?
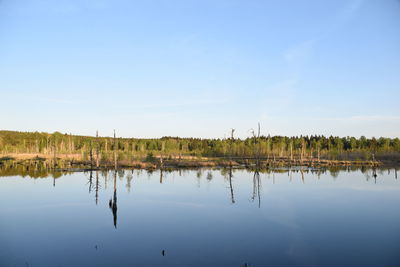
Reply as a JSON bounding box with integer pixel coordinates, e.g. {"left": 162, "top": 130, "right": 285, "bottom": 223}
{"left": 0, "top": 167, "right": 399, "bottom": 267}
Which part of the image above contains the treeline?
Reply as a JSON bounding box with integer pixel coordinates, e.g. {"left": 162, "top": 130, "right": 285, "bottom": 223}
{"left": 0, "top": 130, "right": 399, "bottom": 161}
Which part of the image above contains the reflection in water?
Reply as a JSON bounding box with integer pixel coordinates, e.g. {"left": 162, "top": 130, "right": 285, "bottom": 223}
{"left": 126, "top": 171, "right": 133, "bottom": 192}
{"left": 0, "top": 160, "right": 67, "bottom": 178}
{"left": 95, "top": 171, "right": 100, "bottom": 205}
{"left": 228, "top": 167, "right": 235, "bottom": 204}
{"left": 1, "top": 164, "right": 399, "bottom": 231}
{"left": 1, "top": 166, "right": 400, "bottom": 267}
{"left": 252, "top": 170, "right": 261, "bottom": 208}
{"left": 206, "top": 171, "right": 213, "bottom": 181}
{"left": 372, "top": 168, "right": 378, "bottom": 184}
{"left": 109, "top": 170, "right": 118, "bottom": 228}
{"left": 88, "top": 170, "right": 93, "bottom": 193}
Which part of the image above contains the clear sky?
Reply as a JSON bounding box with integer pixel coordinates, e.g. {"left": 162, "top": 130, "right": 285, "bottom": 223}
{"left": 1, "top": 0, "right": 399, "bottom": 139}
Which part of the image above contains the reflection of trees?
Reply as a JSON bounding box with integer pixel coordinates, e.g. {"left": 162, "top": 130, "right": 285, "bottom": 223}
{"left": 196, "top": 170, "right": 202, "bottom": 179}
{"left": 0, "top": 161, "right": 70, "bottom": 179}
{"left": 118, "top": 169, "right": 125, "bottom": 180}
{"left": 206, "top": 171, "right": 213, "bottom": 181}
{"left": 126, "top": 172, "right": 133, "bottom": 191}
{"left": 104, "top": 170, "right": 108, "bottom": 190}
{"left": 329, "top": 167, "right": 339, "bottom": 179}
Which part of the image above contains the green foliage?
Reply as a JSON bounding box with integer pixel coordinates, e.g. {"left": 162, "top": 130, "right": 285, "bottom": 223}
{"left": 0, "top": 130, "right": 399, "bottom": 161}
{"left": 145, "top": 152, "right": 156, "bottom": 162}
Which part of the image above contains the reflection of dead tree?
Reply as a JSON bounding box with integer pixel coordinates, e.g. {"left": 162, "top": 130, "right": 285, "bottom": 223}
{"left": 228, "top": 167, "right": 235, "bottom": 204}
{"left": 88, "top": 170, "right": 93, "bottom": 193}
{"left": 109, "top": 170, "right": 118, "bottom": 228}
{"left": 372, "top": 168, "right": 377, "bottom": 184}
{"left": 252, "top": 170, "right": 261, "bottom": 208}
{"left": 159, "top": 169, "right": 163, "bottom": 184}
{"left": 159, "top": 152, "right": 165, "bottom": 184}
{"left": 95, "top": 171, "right": 100, "bottom": 205}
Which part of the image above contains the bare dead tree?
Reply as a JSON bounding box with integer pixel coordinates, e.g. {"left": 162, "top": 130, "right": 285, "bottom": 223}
{"left": 250, "top": 123, "right": 261, "bottom": 169}
{"left": 113, "top": 130, "right": 117, "bottom": 170}
{"left": 89, "top": 140, "right": 93, "bottom": 170}
{"left": 229, "top": 128, "right": 235, "bottom": 167}
{"left": 318, "top": 146, "right": 321, "bottom": 164}
{"left": 53, "top": 136, "right": 57, "bottom": 169}
{"left": 96, "top": 130, "right": 100, "bottom": 168}
{"left": 290, "top": 141, "right": 293, "bottom": 163}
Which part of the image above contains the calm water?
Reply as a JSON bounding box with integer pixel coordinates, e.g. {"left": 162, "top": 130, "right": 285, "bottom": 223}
{"left": 0, "top": 168, "right": 399, "bottom": 267}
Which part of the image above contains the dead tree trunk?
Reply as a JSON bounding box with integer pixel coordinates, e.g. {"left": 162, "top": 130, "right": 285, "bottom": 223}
{"left": 229, "top": 129, "right": 235, "bottom": 167}
{"left": 89, "top": 141, "right": 93, "bottom": 169}
{"left": 53, "top": 137, "right": 57, "bottom": 169}
{"left": 290, "top": 142, "right": 293, "bottom": 163}
{"left": 256, "top": 123, "right": 261, "bottom": 169}
{"left": 96, "top": 131, "right": 100, "bottom": 168}
{"left": 113, "top": 130, "right": 117, "bottom": 170}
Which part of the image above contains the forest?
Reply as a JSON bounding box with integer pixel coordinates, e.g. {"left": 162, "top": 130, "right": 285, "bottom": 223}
{"left": 1, "top": 130, "right": 399, "bottom": 164}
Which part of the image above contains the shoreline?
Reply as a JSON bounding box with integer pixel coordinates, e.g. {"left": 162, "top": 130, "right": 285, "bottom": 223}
{"left": 1, "top": 153, "right": 393, "bottom": 171}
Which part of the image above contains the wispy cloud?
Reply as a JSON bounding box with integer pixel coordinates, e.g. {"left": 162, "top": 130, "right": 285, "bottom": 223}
{"left": 31, "top": 95, "right": 228, "bottom": 109}
{"left": 120, "top": 98, "right": 228, "bottom": 109}
{"left": 263, "top": 79, "right": 297, "bottom": 106}
{"left": 284, "top": 39, "right": 316, "bottom": 66}
{"left": 314, "top": 115, "right": 400, "bottom": 122}
{"left": 283, "top": 0, "right": 365, "bottom": 67}
{"left": 1, "top": 0, "right": 110, "bottom": 16}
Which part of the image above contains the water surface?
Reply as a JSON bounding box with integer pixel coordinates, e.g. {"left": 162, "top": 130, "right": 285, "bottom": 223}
{"left": 0, "top": 168, "right": 399, "bottom": 266}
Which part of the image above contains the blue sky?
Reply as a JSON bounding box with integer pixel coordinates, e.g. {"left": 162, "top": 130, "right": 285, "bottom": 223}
{"left": 1, "top": 0, "right": 399, "bottom": 138}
